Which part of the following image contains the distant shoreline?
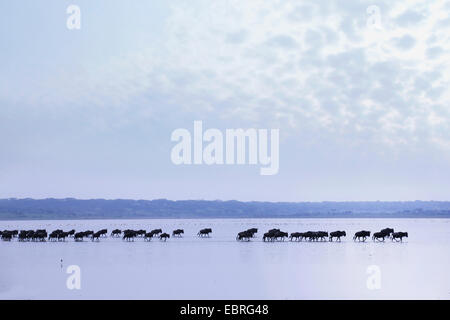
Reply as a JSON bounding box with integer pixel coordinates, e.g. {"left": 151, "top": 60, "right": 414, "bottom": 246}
{"left": 1, "top": 198, "right": 450, "bottom": 220}
{"left": 1, "top": 216, "right": 450, "bottom": 222}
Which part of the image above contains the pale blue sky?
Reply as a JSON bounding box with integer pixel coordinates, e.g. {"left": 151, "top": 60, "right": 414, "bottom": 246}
{"left": 1, "top": 0, "right": 450, "bottom": 201}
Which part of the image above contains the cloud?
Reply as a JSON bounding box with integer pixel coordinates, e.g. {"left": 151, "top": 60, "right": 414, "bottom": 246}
{"left": 2, "top": 0, "right": 450, "bottom": 155}
{"left": 435, "top": 17, "right": 450, "bottom": 28}
{"left": 225, "top": 30, "right": 248, "bottom": 44}
{"left": 394, "top": 9, "right": 427, "bottom": 27}
{"left": 392, "top": 34, "right": 416, "bottom": 50}
{"left": 426, "top": 46, "right": 445, "bottom": 59}
{"left": 265, "top": 35, "right": 298, "bottom": 49}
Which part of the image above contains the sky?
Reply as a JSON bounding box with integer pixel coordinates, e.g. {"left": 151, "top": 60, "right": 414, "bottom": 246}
{"left": 0, "top": 0, "right": 449, "bottom": 202}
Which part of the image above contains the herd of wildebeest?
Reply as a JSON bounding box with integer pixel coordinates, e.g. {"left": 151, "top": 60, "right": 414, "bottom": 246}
{"left": 0, "top": 226, "right": 408, "bottom": 242}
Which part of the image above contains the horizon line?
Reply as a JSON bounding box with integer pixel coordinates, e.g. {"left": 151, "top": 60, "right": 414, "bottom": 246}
{"left": 1, "top": 197, "right": 450, "bottom": 203}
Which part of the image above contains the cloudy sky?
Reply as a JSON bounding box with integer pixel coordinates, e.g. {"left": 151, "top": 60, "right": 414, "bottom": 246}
{"left": 1, "top": 0, "right": 449, "bottom": 201}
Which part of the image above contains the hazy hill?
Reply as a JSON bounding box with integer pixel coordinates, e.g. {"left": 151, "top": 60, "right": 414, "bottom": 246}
{"left": 1, "top": 198, "right": 450, "bottom": 220}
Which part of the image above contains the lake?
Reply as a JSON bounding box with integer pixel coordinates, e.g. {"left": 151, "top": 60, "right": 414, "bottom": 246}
{"left": 1, "top": 218, "right": 449, "bottom": 299}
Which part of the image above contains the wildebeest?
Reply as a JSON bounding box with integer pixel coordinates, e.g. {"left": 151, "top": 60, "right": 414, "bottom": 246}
{"left": 353, "top": 231, "right": 371, "bottom": 242}
{"left": 57, "top": 231, "right": 69, "bottom": 241}
{"left": 301, "top": 231, "right": 328, "bottom": 242}
{"left": 380, "top": 228, "right": 394, "bottom": 236}
{"left": 274, "top": 231, "right": 289, "bottom": 241}
{"left": 263, "top": 229, "right": 288, "bottom": 242}
{"left": 111, "top": 229, "right": 122, "bottom": 237}
{"left": 198, "top": 228, "right": 212, "bottom": 237}
{"left": 91, "top": 231, "right": 103, "bottom": 241}
{"left": 262, "top": 229, "right": 281, "bottom": 242}
{"left": 236, "top": 230, "right": 253, "bottom": 241}
{"left": 302, "top": 231, "right": 317, "bottom": 241}
{"left": 289, "top": 232, "right": 303, "bottom": 241}
{"left": 300, "top": 231, "right": 313, "bottom": 241}
{"left": 1, "top": 231, "right": 13, "bottom": 241}
{"left": 373, "top": 231, "right": 389, "bottom": 242}
{"left": 34, "top": 229, "right": 47, "bottom": 241}
{"left": 391, "top": 232, "right": 408, "bottom": 242}
{"left": 262, "top": 232, "right": 272, "bottom": 242}
{"left": 84, "top": 230, "right": 94, "bottom": 237}
{"left": 47, "top": 229, "right": 70, "bottom": 242}
{"left": 74, "top": 232, "right": 85, "bottom": 241}
{"left": 372, "top": 228, "right": 394, "bottom": 242}
{"left": 262, "top": 229, "right": 279, "bottom": 242}
{"left": 144, "top": 232, "right": 153, "bottom": 241}
{"left": 33, "top": 230, "right": 47, "bottom": 242}
{"left": 316, "top": 231, "right": 328, "bottom": 241}
{"left": 159, "top": 233, "right": 170, "bottom": 241}
{"left": 0, "top": 229, "right": 45, "bottom": 242}
{"left": 123, "top": 230, "right": 137, "bottom": 241}
{"left": 172, "top": 229, "right": 184, "bottom": 237}
{"left": 329, "top": 231, "right": 346, "bottom": 242}
{"left": 136, "top": 230, "right": 146, "bottom": 237}
{"left": 18, "top": 230, "right": 30, "bottom": 241}
{"left": 150, "top": 229, "right": 162, "bottom": 237}
{"left": 67, "top": 229, "right": 76, "bottom": 237}
{"left": 48, "top": 231, "right": 60, "bottom": 241}
{"left": 98, "top": 229, "right": 108, "bottom": 237}
{"left": 246, "top": 228, "right": 258, "bottom": 237}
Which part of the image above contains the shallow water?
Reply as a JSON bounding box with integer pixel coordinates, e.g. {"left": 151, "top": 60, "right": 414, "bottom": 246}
{"left": 0, "top": 218, "right": 449, "bottom": 299}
